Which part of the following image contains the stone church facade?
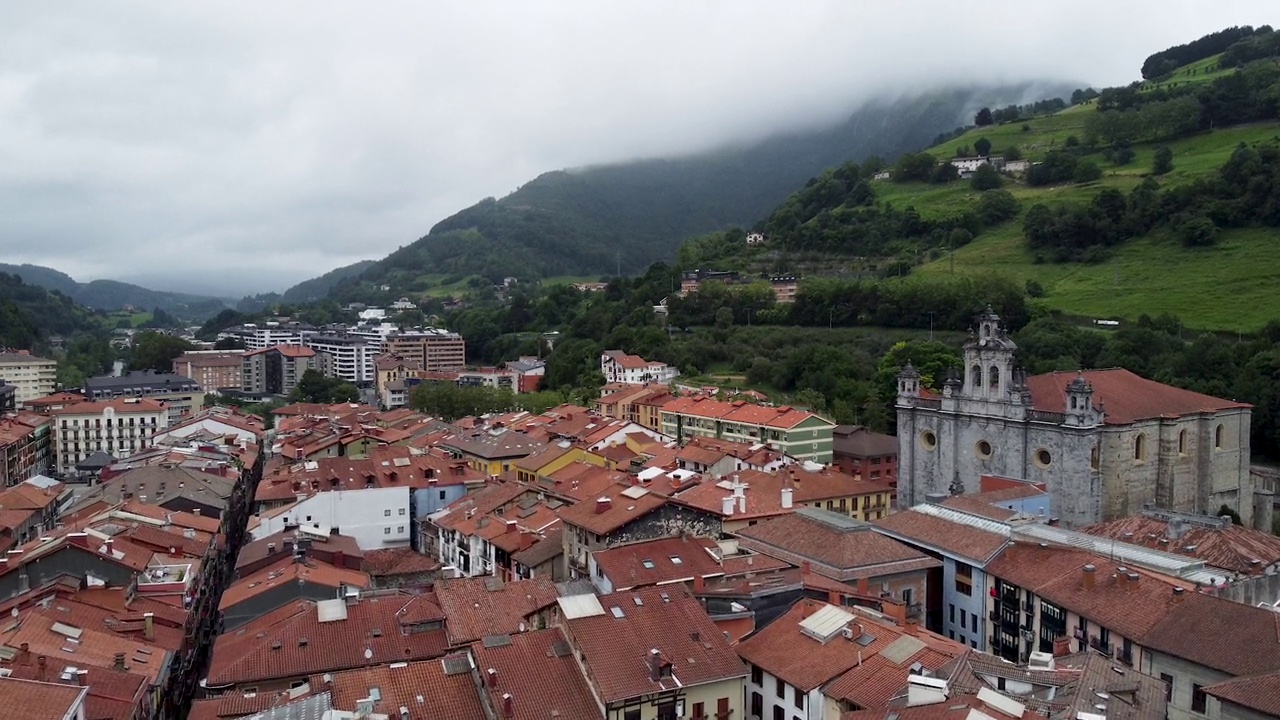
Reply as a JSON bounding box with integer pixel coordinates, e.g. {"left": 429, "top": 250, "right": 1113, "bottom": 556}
{"left": 895, "top": 310, "right": 1257, "bottom": 528}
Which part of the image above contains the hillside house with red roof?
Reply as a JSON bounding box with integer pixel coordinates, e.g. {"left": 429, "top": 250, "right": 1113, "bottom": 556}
{"left": 600, "top": 350, "right": 679, "bottom": 385}
{"left": 896, "top": 309, "right": 1256, "bottom": 528}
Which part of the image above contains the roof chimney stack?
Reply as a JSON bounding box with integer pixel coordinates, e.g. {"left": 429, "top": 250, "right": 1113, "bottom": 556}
{"left": 648, "top": 649, "right": 662, "bottom": 681}
{"left": 595, "top": 497, "right": 611, "bottom": 514}
{"left": 1173, "top": 586, "right": 1185, "bottom": 602}
{"left": 143, "top": 612, "right": 154, "bottom": 641}
{"left": 502, "top": 693, "right": 514, "bottom": 719}
{"left": 781, "top": 486, "right": 793, "bottom": 509}
{"left": 721, "top": 496, "right": 735, "bottom": 516}
{"left": 505, "top": 519, "right": 517, "bottom": 534}
{"left": 487, "top": 667, "right": 497, "bottom": 688}
{"left": 1081, "top": 564, "right": 1096, "bottom": 591}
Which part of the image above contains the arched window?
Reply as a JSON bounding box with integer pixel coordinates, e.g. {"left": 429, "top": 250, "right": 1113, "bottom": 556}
{"left": 988, "top": 365, "right": 1000, "bottom": 389}
{"left": 1090, "top": 446, "right": 1099, "bottom": 470}
{"left": 1134, "top": 434, "right": 1146, "bottom": 462}
{"left": 1178, "top": 429, "right": 1187, "bottom": 455}
{"left": 971, "top": 365, "right": 982, "bottom": 388}
{"left": 1070, "top": 396, "right": 1078, "bottom": 410}
{"left": 1215, "top": 424, "right": 1224, "bottom": 449}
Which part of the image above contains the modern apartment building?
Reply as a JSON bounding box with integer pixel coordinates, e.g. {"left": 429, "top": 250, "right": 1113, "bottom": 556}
{"left": 84, "top": 370, "right": 202, "bottom": 423}
{"left": 660, "top": 396, "right": 836, "bottom": 464}
{"left": 172, "top": 351, "right": 246, "bottom": 393}
{"left": 0, "top": 352, "right": 57, "bottom": 403}
{"left": 241, "top": 345, "right": 321, "bottom": 397}
{"left": 51, "top": 397, "right": 168, "bottom": 475}
{"left": 304, "top": 333, "right": 375, "bottom": 383}
{"left": 383, "top": 329, "right": 466, "bottom": 373}
{"left": 218, "top": 322, "right": 313, "bottom": 350}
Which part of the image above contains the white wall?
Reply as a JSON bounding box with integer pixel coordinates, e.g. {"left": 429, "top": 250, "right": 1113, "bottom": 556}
{"left": 746, "top": 665, "right": 820, "bottom": 720}
{"left": 154, "top": 418, "right": 258, "bottom": 446}
{"left": 252, "top": 486, "right": 413, "bottom": 549}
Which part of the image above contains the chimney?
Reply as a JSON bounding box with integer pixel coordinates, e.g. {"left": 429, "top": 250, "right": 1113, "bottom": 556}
{"left": 75, "top": 669, "right": 88, "bottom": 687}
{"left": 721, "top": 496, "right": 735, "bottom": 517}
{"left": 487, "top": 668, "right": 498, "bottom": 688}
{"left": 143, "top": 612, "right": 154, "bottom": 641}
{"left": 1173, "top": 586, "right": 1185, "bottom": 602}
{"left": 738, "top": 494, "right": 746, "bottom": 514}
{"left": 104, "top": 538, "right": 113, "bottom": 553}
{"left": 1081, "top": 564, "right": 1096, "bottom": 591}
{"left": 36, "top": 655, "right": 47, "bottom": 683}
{"left": 648, "top": 649, "right": 662, "bottom": 681}
{"left": 505, "top": 520, "right": 517, "bottom": 534}
{"left": 1052, "top": 635, "right": 1072, "bottom": 657}
{"left": 113, "top": 652, "right": 126, "bottom": 671}
{"left": 1116, "top": 566, "right": 1129, "bottom": 591}
{"left": 193, "top": 508, "right": 201, "bottom": 516}
{"left": 399, "top": 708, "right": 410, "bottom": 720}
{"left": 904, "top": 619, "right": 919, "bottom": 636}
{"left": 781, "top": 486, "right": 793, "bottom": 509}
{"left": 693, "top": 574, "right": 705, "bottom": 593}
{"left": 801, "top": 560, "right": 812, "bottom": 576}
{"left": 1128, "top": 572, "right": 1140, "bottom": 587}
{"left": 595, "top": 497, "right": 611, "bottom": 514}
{"left": 502, "top": 693, "right": 514, "bottom": 719}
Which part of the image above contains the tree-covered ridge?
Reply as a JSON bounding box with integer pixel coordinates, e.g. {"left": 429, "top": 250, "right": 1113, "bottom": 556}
{"left": 1140, "top": 25, "right": 1268, "bottom": 79}
{"left": 0, "top": 272, "right": 103, "bottom": 350}
{"left": 0, "top": 263, "right": 229, "bottom": 321}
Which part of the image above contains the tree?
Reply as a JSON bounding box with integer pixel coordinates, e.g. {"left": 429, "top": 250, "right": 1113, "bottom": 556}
{"left": 214, "top": 337, "right": 245, "bottom": 350}
{"left": 291, "top": 369, "right": 359, "bottom": 403}
{"left": 1217, "top": 504, "right": 1243, "bottom": 525}
{"left": 1114, "top": 147, "right": 1136, "bottom": 165}
{"left": 1180, "top": 215, "right": 1220, "bottom": 247}
{"left": 977, "top": 189, "right": 1020, "bottom": 225}
{"left": 974, "top": 137, "right": 992, "bottom": 157}
{"left": 129, "top": 331, "right": 196, "bottom": 373}
{"left": 974, "top": 107, "right": 994, "bottom": 126}
{"left": 1004, "top": 145, "right": 1023, "bottom": 161}
{"left": 971, "top": 163, "right": 1002, "bottom": 190}
{"left": 1073, "top": 160, "right": 1102, "bottom": 184}
{"left": 1153, "top": 146, "right": 1175, "bottom": 175}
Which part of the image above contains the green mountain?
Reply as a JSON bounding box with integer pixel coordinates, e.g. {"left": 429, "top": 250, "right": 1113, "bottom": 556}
{"left": 0, "top": 263, "right": 229, "bottom": 321}
{"left": 325, "top": 83, "right": 1073, "bottom": 300}
{"left": 280, "top": 260, "right": 376, "bottom": 303}
{"left": 681, "top": 26, "right": 1280, "bottom": 333}
{"left": 0, "top": 272, "right": 102, "bottom": 350}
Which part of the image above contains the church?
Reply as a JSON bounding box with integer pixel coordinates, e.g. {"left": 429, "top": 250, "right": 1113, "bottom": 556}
{"left": 895, "top": 309, "right": 1259, "bottom": 529}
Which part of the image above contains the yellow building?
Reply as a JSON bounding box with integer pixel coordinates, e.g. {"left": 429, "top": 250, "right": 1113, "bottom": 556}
{"left": 443, "top": 430, "right": 548, "bottom": 476}
{"left": 671, "top": 466, "right": 895, "bottom": 533}
{"left": 513, "top": 443, "right": 606, "bottom": 483}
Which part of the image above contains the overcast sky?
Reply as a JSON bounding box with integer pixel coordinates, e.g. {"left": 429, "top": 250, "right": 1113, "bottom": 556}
{"left": 0, "top": 2, "right": 1272, "bottom": 296}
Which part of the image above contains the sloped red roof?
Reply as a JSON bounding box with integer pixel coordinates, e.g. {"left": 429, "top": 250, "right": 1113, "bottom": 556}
{"left": 1027, "top": 369, "right": 1251, "bottom": 425}
{"left": 309, "top": 659, "right": 486, "bottom": 718}
{"left": 470, "top": 628, "right": 601, "bottom": 720}
{"left": 435, "top": 576, "right": 559, "bottom": 646}
{"left": 592, "top": 536, "right": 723, "bottom": 591}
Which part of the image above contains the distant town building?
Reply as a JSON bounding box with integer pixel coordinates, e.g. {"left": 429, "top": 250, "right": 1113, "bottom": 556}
{"left": 600, "top": 350, "right": 679, "bottom": 385}
{"left": 51, "top": 397, "right": 168, "bottom": 477}
{"left": 768, "top": 275, "right": 799, "bottom": 303}
{"left": 746, "top": 232, "right": 766, "bottom": 246}
{"left": 305, "top": 333, "right": 375, "bottom": 383}
{"left": 832, "top": 425, "right": 898, "bottom": 483}
{"left": 0, "top": 351, "right": 57, "bottom": 403}
{"left": 241, "top": 345, "right": 321, "bottom": 398}
{"left": 171, "top": 350, "right": 245, "bottom": 393}
{"left": 660, "top": 395, "right": 835, "bottom": 464}
{"left": 84, "top": 369, "right": 201, "bottom": 422}
{"left": 383, "top": 329, "right": 466, "bottom": 373}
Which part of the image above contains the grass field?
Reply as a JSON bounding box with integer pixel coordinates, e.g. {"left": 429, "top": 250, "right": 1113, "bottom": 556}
{"left": 1143, "top": 53, "right": 1233, "bottom": 92}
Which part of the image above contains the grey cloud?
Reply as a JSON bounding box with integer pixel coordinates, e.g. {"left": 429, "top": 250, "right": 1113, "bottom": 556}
{"left": 0, "top": 1, "right": 1271, "bottom": 295}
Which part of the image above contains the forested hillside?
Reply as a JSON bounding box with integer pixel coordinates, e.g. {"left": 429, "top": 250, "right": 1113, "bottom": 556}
{"left": 325, "top": 82, "right": 1073, "bottom": 300}
{"left": 0, "top": 272, "right": 103, "bottom": 350}
{"left": 280, "top": 260, "right": 376, "bottom": 303}
{"left": 0, "top": 263, "right": 229, "bottom": 321}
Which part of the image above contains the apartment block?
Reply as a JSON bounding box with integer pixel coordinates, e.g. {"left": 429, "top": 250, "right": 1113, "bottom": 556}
{"left": 660, "top": 395, "right": 836, "bottom": 464}
{"left": 172, "top": 350, "right": 245, "bottom": 393}
{"left": 0, "top": 351, "right": 57, "bottom": 403}
{"left": 240, "top": 345, "right": 320, "bottom": 397}
{"left": 51, "top": 398, "right": 168, "bottom": 476}
{"left": 305, "top": 333, "right": 375, "bottom": 383}
{"left": 383, "top": 329, "right": 466, "bottom": 373}
{"left": 85, "top": 370, "right": 202, "bottom": 422}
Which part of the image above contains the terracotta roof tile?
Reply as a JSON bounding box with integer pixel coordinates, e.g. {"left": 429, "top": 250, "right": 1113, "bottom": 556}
{"left": 219, "top": 556, "right": 370, "bottom": 611}
{"left": 309, "top": 657, "right": 487, "bottom": 718}
{"left": 556, "top": 485, "right": 667, "bottom": 536}
{"left": 435, "top": 576, "right": 560, "bottom": 646}
{"left": 874, "top": 508, "right": 1010, "bottom": 563}
{"left": 675, "top": 468, "right": 892, "bottom": 521}
{"left": 361, "top": 547, "right": 441, "bottom": 578}
{"left": 471, "top": 628, "right": 602, "bottom": 720}
{"left": 0, "top": 677, "right": 88, "bottom": 720}
{"left": 1142, "top": 590, "right": 1280, "bottom": 676}
{"left": 736, "top": 509, "right": 940, "bottom": 582}
{"left": 1082, "top": 512, "right": 1280, "bottom": 576}
{"left": 591, "top": 536, "right": 724, "bottom": 591}
{"left": 563, "top": 585, "right": 746, "bottom": 704}
{"left": 1205, "top": 669, "right": 1280, "bottom": 716}
{"left": 206, "top": 593, "right": 450, "bottom": 687}
{"left": 832, "top": 425, "right": 898, "bottom": 457}
{"left": 1027, "top": 369, "right": 1251, "bottom": 425}
{"left": 511, "top": 525, "right": 565, "bottom": 569}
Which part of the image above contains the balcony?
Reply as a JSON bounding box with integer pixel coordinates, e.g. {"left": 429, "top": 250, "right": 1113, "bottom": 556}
{"left": 1089, "top": 637, "right": 1112, "bottom": 656}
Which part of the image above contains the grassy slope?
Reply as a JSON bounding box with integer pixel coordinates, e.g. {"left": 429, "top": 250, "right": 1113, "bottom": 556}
{"left": 898, "top": 75, "right": 1280, "bottom": 331}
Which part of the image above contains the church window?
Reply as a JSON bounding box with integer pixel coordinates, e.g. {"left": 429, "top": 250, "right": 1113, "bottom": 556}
{"left": 1215, "top": 424, "right": 1224, "bottom": 449}
{"left": 988, "top": 365, "right": 1000, "bottom": 390}
{"left": 1035, "top": 449, "right": 1052, "bottom": 468}
{"left": 1178, "top": 429, "right": 1187, "bottom": 455}
{"left": 1134, "top": 434, "right": 1147, "bottom": 462}
{"left": 1090, "top": 446, "right": 1099, "bottom": 470}
{"left": 1070, "top": 396, "right": 1078, "bottom": 410}
{"left": 921, "top": 431, "right": 937, "bottom": 451}
{"left": 971, "top": 365, "right": 982, "bottom": 388}
{"left": 976, "top": 440, "right": 992, "bottom": 459}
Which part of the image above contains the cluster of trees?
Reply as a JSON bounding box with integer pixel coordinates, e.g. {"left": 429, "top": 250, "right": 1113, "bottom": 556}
{"left": 1025, "top": 149, "right": 1102, "bottom": 187}
{"left": 1024, "top": 140, "right": 1280, "bottom": 261}
{"left": 127, "top": 331, "right": 196, "bottom": 373}
{"left": 1221, "top": 27, "right": 1280, "bottom": 67}
{"left": 408, "top": 382, "right": 566, "bottom": 421}
{"left": 291, "top": 369, "right": 359, "bottom": 404}
{"left": 1084, "top": 95, "right": 1202, "bottom": 147}
{"left": 1140, "top": 25, "right": 1264, "bottom": 79}
{"left": 975, "top": 99, "right": 1069, "bottom": 126}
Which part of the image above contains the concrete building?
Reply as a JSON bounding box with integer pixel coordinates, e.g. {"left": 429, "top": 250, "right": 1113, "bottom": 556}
{"left": 171, "top": 350, "right": 245, "bottom": 393}
{"left": 84, "top": 370, "right": 201, "bottom": 422}
{"left": 251, "top": 485, "right": 416, "bottom": 549}
{"left": 305, "top": 333, "right": 375, "bottom": 383}
{"left": 240, "top": 345, "right": 321, "bottom": 397}
{"left": 0, "top": 351, "right": 57, "bottom": 403}
{"left": 383, "top": 329, "right": 467, "bottom": 373}
{"left": 50, "top": 398, "right": 168, "bottom": 476}
{"left": 832, "top": 425, "right": 898, "bottom": 485}
{"left": 896, "top": 309, "right": 1255, "bottom": 528}
{"left": 0, "top": 412, "right": 53, "bottom": 484}
{"left": 600, "top": 350, "right": 680, "bottom": 385}
{"left": 217, "top": 322, "right": 312, "bottom": 350}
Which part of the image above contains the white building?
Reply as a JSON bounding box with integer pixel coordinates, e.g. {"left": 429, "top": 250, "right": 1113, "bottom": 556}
{"left": 51, "top": 398, "right": 168, "bottom": 476}
{"left": 219, "top": 323, "right": 311, "bottom": 351}
{"left": 0, "top": 352, "right": 57, "bottom": 403}
{"left": 304, "top": 334, "right": 376, "bottom": 383}
{"left": 150, "top": 407, "right": 263, "bottom": 447}
{"left": 600, "top": 350, "right": 679, "bottom": 385}
{"left": 250, "top": 486, "right": 414, "bottom": 549}
{"left": 390, "top": 298, "right": 417, "bottom": 311}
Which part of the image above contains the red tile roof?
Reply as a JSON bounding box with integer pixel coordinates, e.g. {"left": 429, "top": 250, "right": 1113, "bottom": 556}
{"left": 1205, "top": 670, "right": 1280, "bottom": 716}
{"left": 736, "top": 509, "right": 940, "bottom": 581}
{"left": 52, "top": 398, "right": 167, "bottom": 415}
{"left": 310, "top": 658, "right": 487, "bottom": 719}
{"left": 0, "top": 610, "right": 171, "bottom": 685}
{"left": 470, "top": 628, "right": 602, "bottom": 720}
{"left": 556, "top": 484, "right": 667, "bottom": 536}
{"left": 361, "top": 547, "right": 441, "bottom": 578}
{"left": 1027, "top": 369, "right": 1251, "bottom": 425}
{"left": 1081, "top": 512, "right": 1280, "bottom": 576}
{"left": 219, "top": 556, "right": 370, "bottom": 611}
{"left": 205, "top": 593, "right": 450, "bottom": 687}
{"left": 674, "top": 467, "right": 891, "bottom": 521}
{"left": 243, "top": 344, "right": 316, "bottom": 358}
{"left": 591, "top": 536, "right": 724, "bottom": 591}
{"left": 0, "top": 677, "right": 88, "bottom": 720}
{"left": 1141, "top": 590, "right": 1280, "bottom": 676}
{"left": 5, "top": 660, "right": 144, "bottom": 720}
{"left": 874, "top": 508, "right": 1009, "bottom": 563}
{"left": 562, "top": 585, "right": 746, "bottom": 704}
{"left": 661, "top": 395, "right": 831, "bottom": 430}
{"left": 434, "top": 576, "right": 560, "bottom": 646}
